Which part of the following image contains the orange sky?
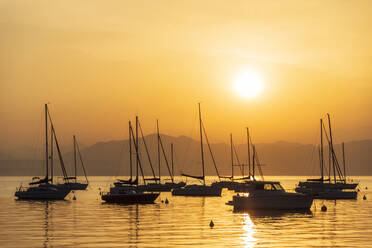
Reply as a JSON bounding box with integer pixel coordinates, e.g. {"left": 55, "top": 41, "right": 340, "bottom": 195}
{"left": 1, "top": 0, "right": 371, "bottom": 150}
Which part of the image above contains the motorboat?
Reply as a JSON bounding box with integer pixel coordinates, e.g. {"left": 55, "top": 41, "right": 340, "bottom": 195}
{"left": 232, "top": 181, "right": 313, "bottom": 211}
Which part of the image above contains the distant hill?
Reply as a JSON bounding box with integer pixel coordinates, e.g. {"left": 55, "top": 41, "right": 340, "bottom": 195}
{"left": 0, "top": 135, "right": 371, "bottom": 176}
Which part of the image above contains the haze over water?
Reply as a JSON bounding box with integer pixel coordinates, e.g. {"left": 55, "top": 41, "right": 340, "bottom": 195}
{"left": 1, "top": 176, "right": 371, "bottom": 248}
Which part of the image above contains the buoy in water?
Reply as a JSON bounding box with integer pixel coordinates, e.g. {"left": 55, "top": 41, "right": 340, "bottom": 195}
{"left": 321, "top": 205, "right": 327, "bottom": 212}
{"left": 363, "top": 195, "right": 367, "bottom": 200}
{"left": 209, "top": 220, "right": 214, "bottom": 228}
{"left": 165, "top": 198, "right": 169, "bottom": 204}
{"left": 73, "top": 195, "right": 77, "bottom": 201}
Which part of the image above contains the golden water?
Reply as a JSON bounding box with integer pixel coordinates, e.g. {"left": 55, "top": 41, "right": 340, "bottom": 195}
{"left": 0, "top": 176, "right": 371, "bottom": 247}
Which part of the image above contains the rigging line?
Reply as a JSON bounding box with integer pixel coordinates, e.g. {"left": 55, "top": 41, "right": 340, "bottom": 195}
{"left": 254, "top": 148, "right": 265, "bottom": 180}
{"left": 321, "top": 121, "right": 344, "bottom": 179}
{"left": 201, "top": 120, "right": 221, "bottom": 180}
{"left": 75, "top": 137, "right": 89, "bottom": 184}
{"left": 47, "top": 110, "right": 69, "bottom": 182}
{"left": 51, "top": 124, "right": 69, "bottom": 182}
{"left": 180, "top": 108, "right": 198, "bottom": 175}
{"left": 138, "top": 120, "right": 157, "bottom": 180}
{"left": 129, "top": 122, "right": 146, "bottom": 185}
{"left": 159, "top": 134, "right": 174, "bottom": 182}
{"left": 232, "top": 142, "right": 244, "bottom": 176}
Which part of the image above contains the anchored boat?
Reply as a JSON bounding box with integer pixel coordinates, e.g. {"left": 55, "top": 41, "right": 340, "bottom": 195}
{"left": 62, "top": 135, "right": 89, "bottom": 190}
{"left": 15, "top": 104, "right": 72, "bottom": 200}
{"left": 172, "top": 103, "right": 222, "bottom": 197}
{"left": 101, "top": 117, "right": 159, "bottom": 204}
{"left": 232, "top": 181, "right": 313, "bottom": 211}
{"left": 295, "top": 114, "right": 358, "bottom": 199}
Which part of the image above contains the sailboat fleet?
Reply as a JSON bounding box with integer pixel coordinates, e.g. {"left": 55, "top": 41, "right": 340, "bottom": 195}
{"left": 14, "top": 104, "right": 361, "bottom": 211}
{"left": 15, "top": 104, "right": 88, "bottom": 200}
{"left": 295, "top": 114, "right": 358, "bottom": 199}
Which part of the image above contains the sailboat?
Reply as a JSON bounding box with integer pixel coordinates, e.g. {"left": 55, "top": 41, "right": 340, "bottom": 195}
{"left": 15, "top": 104, "right": 72, "bottom": 200}
{"left": 213, "top": 128, "right": 265, "bottom": 192}
{"left": 62, "top": 135, "right": 89, "bottom": 190}
{"left": 172, "top": 103, "right": 222, "bottom": 197}
{"left": 295, "top": 114, "right": 358, "bottom": 199}
{"left": 145, "top": 120, "right": 185, "bottom": 192}
{"left": 101, "top": 116, "right": 159, "bottom": 204}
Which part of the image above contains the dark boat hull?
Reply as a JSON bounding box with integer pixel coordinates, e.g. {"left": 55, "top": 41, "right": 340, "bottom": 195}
{"left": 101, "top": 193, "right": 159, "bottom": 204}
{"left": 144, "top": 182, "right": 187, "bottom": 192}
{"left": 233, "top": 194, "right": 313, "bottom": 211}
{"left": 15, "top": 185, "right": 71, "bottom": 200}
{"left": 172, "top": 185, "right": 222, "bottom": 196}
{"left": 65, "top": 182, "right": 88, "bottom": 190}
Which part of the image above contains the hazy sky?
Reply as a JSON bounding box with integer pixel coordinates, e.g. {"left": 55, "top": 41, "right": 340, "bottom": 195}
{"left": 1, "top": 0, "right": 371, "bottom": 150}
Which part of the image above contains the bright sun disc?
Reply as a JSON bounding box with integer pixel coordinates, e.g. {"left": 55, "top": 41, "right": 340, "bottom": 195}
{"left": 234, "top": 70, "right": 264, "bottom": 99}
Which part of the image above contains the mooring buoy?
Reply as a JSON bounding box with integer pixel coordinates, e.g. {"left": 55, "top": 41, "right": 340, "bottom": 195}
{"left": 321, "top": 205, "right": 327, "bottom": 212}
{"left": 209, "top": 220, "right": 214, "bottom": 228}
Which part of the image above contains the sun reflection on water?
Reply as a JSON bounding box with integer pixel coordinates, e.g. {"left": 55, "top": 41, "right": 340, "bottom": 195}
{"left": 241, "top": 213, "right": 257, "bottom": 248}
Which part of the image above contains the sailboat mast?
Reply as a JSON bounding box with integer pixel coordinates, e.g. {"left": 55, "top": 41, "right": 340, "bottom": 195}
{"left": 320, "top": 119, "right": 324, "bottom": 181}
{"left": 73, "top": 135, "right": 77, "bottom": 182}
{"left": 342, "top": 142, "right": 346, "bottom": 182}
{"left": 198, "top": 103, "right": 206, "bottom": 186}
{"left": 252, "top": 145, "right": 256, "bottom": 180}
{"left": 45, "top": 104, "right": 49, "bottom": 181}
{"left": 135, "top": 116, "right": 139, "bottom": 186}
{"left": 327, "top": 114, "right": 336, "bottom": 184}
{"left": 247, "top": 127, "right": 251, "bottom": 179}
{"left": 129, "top": 121, "right": 132, "bottom": 180}
{"left": 157, "top": 119, "right": 161, "bottom": 183}
{"left": 230, "top": 134, "right": 234, "bottom": 180}
{"left": 50, "top": 126, "right": 53, "bottom": 183}
{"left": 171, "top": 143, "right": 174, "bottom": 177}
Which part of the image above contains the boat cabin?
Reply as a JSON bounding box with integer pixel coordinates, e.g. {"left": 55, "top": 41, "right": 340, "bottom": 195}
{"left": 248, "top": 181, "right": 285, "bottom": 192}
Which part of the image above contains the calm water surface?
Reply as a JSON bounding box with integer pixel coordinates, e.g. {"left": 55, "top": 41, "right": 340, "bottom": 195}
{"left": 0, "top": 176, "right": 371, "bottom": 248}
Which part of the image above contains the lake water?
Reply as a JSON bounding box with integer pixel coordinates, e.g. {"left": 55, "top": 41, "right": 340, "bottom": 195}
{"left": 0, "top": 176, "right": 371, "bottom": 247}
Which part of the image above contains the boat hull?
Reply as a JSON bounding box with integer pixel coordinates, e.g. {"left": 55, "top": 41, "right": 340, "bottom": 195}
{"left": 295, "top": 187, "right": 358, "bottom": 199}
{"left": 64, "top": 182, "right": 88, "bottom": 190}
{"left": 233, "top": 194, "right": 313, "bottom": 211}
{"left": 15, "top": 185, "right": 71, "bottom": 200}
{"left": 101, "top": 193, "right": 159, "bottom": 204}
{"left": 316, "top": 190, "right": 357, "bottom": 199}
{"left": 172, "top": 185, "right": 222, "bottom": 196}
{"left": 298, "top": 181, "right": 358, "bottom": 190}
{"left": 144, "top": 182, "right": 186, "bottom": 192}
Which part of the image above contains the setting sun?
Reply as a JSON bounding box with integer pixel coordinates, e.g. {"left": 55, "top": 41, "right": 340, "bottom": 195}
{"left": 234, "top": 69, "right": 264, "bottom": 99}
